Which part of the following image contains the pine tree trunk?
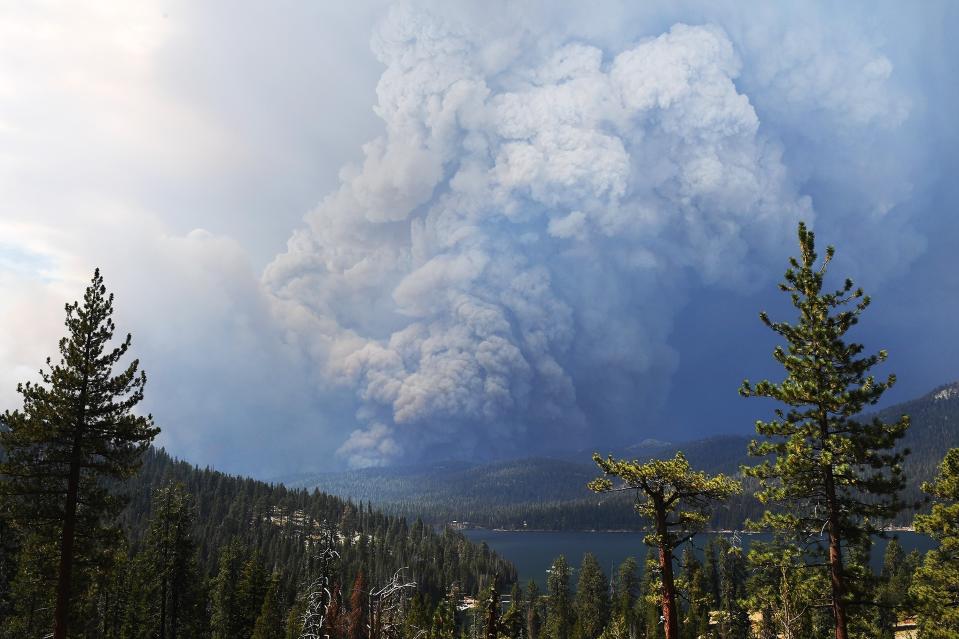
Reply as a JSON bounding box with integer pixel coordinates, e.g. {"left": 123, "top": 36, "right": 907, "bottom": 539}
{"left": 485, "top": 580, "right": 499, "bottom": 639}
{"left": 53, "top": 334, "right": 92, "bottom": 639}
{"left": 159, "top": 489, "right": 171, "bottom": 639}
{"left": 160, "top": 576, "right": 168, "bottom": 639}
{"left": 170, "top": 586, "right": 178, "bottom": 639}
{"left": 53, "top": 435, "right": 82, "bottom": 639}
{"left": 654, "top": 501, "right": 679, "bottom": 639}
{"left": 824, "top": 466, "right": 848, "bottom": 639}
{"left": 170, "top": 533, "right": 181, "bottom": 639}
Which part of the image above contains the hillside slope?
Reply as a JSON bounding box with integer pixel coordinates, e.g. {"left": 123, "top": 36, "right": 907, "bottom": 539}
{"left": 288, "top": 381, "right": 959, "bottom": 530}
{"left": 118, "top": 448, "right": 516, "bottom": 600}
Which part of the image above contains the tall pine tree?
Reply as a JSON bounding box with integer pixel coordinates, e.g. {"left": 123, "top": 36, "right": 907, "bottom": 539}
{"left": 212, "top": 539, "right": 248, "bottom": 639}
{"left": 0, "top": 268, "right": 159, "bottom": 639}
{"left": 545, "top": 556, "right": 573, "bottom": 639}
{"left": 143, "top": 481, "right": 202, "bottom": 639}
{"left": 741, "top": 222, "right": 909, "bottom": 639}
{"left": 573, "top": 553, "right": 608, "bottom": 639}
{"left": 525, "top": 579, "right": 542, "bottom": 639}
{"left": 609, "top": 557, "right": 639, "bottom": 638}
{"left": 252, "top": 572, "right": 287, "bottom": 639}
{"left": 678, "top": 547, "right": 710, "bottom": 638}
{"left": 716, "top": 538, "right": 749, "bottom": 639}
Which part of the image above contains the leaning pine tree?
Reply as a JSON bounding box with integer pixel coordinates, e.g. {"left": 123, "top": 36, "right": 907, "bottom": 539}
{"left": 0, "top": 269, "right": 159, "bottom": 639}
{"left": 740, "top": 222, "right": 909, "bottom": 639}
{"left": 589, "top": 452, "right": 740, "bottom": 639}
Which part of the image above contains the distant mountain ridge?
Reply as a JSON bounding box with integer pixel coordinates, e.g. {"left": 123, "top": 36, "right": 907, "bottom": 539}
{"left": 285, "top": 381, "right": 959, "bottom": 530}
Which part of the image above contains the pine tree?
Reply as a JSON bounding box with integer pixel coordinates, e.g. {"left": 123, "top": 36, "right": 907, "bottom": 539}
{"left": 430, "top": 589, "right": 458, "bottom": 639}
{"left": 589, "top": 452, "right": 740, "bottom": 639}
{"left": 482, "top": 578, "right": 501, "bottom": 639}
{"left": 910, "top": 448, "right": 959, "bottom": 638}
{"left": 237, "top": 552, "right": 270, "bottom": 639}
{"left": 877, "top": 538, "right": 912, "bottom": 639}
{"left": 92, "top": 545, "right": 137, "bottom": 639}
{"left": 286, "top": 599, "right": 306, "bottom": 639}
{"left": 638, "top": 552, "right": 663, "bottom": 639}
{"left": 112, "top": 548, "right": 153, "bottom": 639}
{"left": 252, "top": 573, "right": 287, "bottom": 639}
{"left": 746, "top": 538, "right": 823, "bottom": 639}
{"left": 609, "top": 557, "right": 638, "bottom": 637}
{"left": 0, "top": 268, "right": 159, "bottom": 639}
{"left": 678, "top": 547, "right": 709, "bottom": 638}
{"left": 573, "top": 553, "right": 608, "bottom": 639}
{"left": 1, "top": 533, "right": 57, "bottom": 639}
{"left": 402, "top": 594, "right": 428, "bottom": 639}
{"left": 501, "top": 583, "right": 525, "bottom": 639}
{"left": 716, "top": 539, "right": 749, "bottom": 639}
{"left": 347, "top": 570, "right": 367, "bottom": 639}
{"left": 212, "top": 539, "right": 247, "bottom": 639}
{"left": 845, "top": 541, "right": 882, "bottom": 639}
{"left": 875, "top": 540, "right": 917, "bottom": 639}
{"left": 740, "top": 222, "right": 910, "bottom": 639}
{"left": 525, "top": 580, "right": 542, "bottom": 639}
{"left": 144, "top": 481, "right": 202, "bottom": 639}
{"left": 702, "top": 538, "right": 721, "bottom": 609}
{"left": 545, "top": 556, "right": 573, "bottom": 639}
{"left": 326, "top": 581, "right": 346, "bottom": 639}
{"left": 0, "top": 507, "right": 15, "bottom": 627}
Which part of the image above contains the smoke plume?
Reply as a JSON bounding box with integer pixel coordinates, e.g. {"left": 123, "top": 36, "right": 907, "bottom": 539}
{"left": 263, "top": 1, "right": 927, "bottom": 467}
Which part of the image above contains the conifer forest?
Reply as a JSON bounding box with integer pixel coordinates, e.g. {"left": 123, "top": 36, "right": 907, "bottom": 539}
{"left": 2, "top": 224, "right": 958, "bottom": 639}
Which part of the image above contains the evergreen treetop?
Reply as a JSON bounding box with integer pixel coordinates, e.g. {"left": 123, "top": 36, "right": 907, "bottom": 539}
{"left": 0, "top": 268, "right": 159, "bottom": 639}
{"left": 741, "top": 222, "right": 909, "bottom": 538}
{"left": 740, "top": 222, "right": 910, "bottom": 639}
{"left": 589, "top": 452, "right": 741, "bottom": 551}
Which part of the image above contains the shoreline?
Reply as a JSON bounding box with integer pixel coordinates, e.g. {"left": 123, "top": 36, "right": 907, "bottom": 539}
{"left": 459, "top": 526, "right": 918, "bottom": 534}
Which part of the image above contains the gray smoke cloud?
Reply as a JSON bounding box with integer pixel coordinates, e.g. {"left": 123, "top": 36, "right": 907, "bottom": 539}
{"left": 2, "top": 1, "right": 947, "bottom": 477}
{"left": 263, "top": 3, "right": 921, "bottom": 467}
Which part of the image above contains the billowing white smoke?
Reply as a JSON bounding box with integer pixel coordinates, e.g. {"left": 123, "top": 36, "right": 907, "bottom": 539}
{"left": 264, "top": 6, "right": 885, "bottom": 467}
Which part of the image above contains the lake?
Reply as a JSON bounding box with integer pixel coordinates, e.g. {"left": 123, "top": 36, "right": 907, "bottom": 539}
{"left": 463, "top": 529, "right": 936, "bottom": 588}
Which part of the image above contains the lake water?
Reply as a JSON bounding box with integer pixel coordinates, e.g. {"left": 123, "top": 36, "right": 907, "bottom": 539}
{"left": 463, "top": 529, "right": 936, "bottom": 588}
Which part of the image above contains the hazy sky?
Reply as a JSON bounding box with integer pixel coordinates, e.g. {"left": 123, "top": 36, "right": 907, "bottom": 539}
{"left": 1, "top": 1, "right": 957, "bottom": 476}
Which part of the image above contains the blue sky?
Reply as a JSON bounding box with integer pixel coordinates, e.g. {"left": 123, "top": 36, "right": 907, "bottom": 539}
{"left": 1, "top": 1, "right": 956, "bottom": 475}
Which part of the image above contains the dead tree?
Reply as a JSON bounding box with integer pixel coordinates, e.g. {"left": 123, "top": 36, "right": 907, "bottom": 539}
{"left": 300, "top": 525, "right": 341, "bottom": 639}
{"left": 368, "top": 568, "right": 417, "bottom": 639}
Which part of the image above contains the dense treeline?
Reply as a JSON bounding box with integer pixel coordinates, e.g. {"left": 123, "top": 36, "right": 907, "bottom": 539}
{"left": 502, "top": 538, "right": 921, "bottom": 639}
{"left": 0, "top": 444, "right": 516, "bottom": 638}
{"left": 506, "top": 450, "right": 955, "bottom": 639}
{"left": 371, "top": 483, "right": 765, "bottom": 532}
{"left": 119, "top": 447, "right": 514, "bottom": 593}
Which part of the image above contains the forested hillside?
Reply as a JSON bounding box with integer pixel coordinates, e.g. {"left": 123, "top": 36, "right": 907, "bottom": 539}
{"left": 291, "top": 382, "right": 959, "bottom": 530}
{"left": 0, "top": 445, "right": 516, "bottom": 638}
{"left": 120, "top": 448, "right": 515, "bottom": 592}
